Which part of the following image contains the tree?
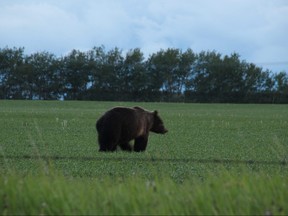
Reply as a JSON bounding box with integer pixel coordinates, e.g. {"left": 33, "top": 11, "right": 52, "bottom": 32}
{"left": 24, "top": 52, "right": 62, "bottom": 99}
{"left": 178, "top": 48, "right": 196, "bottom": 94}
{"left": 0, "top": 47, "right": 25, "bottom": 99}
{"left": 273, "top": 71, "right": 288, "bottom": 103}
{"left": 86, "top": 46, "right": 106, "bottom": 99}
{"left": 62, "top": 50, "right": 90, "bottom": 100}
{"left": 122, "top": 48, "right": 148, "bottom": 100}
{"left": 0, "top": 45, "right": 287, "bottom": 103}
{"left": 87, "top": 46, "right": 124, "bottom": 100}
{"left": 274, "top": 71, "right": 288, "bottom": 94}
{"left": 242, "top": 63, "right": 264, "bottom": 94}
{"left": 146, "top": 48, "right": 183, "bottom": 100}
{"left": 191, "top": 51, "right": 222, "bottom": 95}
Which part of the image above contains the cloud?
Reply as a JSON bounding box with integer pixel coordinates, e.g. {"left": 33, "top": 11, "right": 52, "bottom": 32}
{"left": 0, "top": 0, "right": 287, "bottom": 72}
{"left": 0, "top": 2, "right": 86, "bottom": 54}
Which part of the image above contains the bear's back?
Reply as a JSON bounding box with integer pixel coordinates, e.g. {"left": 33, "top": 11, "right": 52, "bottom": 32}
{"left": 97, "top": 107, "right": 139, "bottom": 127}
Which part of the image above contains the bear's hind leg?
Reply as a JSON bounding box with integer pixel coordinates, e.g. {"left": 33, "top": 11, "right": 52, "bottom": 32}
{"left": 98, "top": 135, "right": 118, "bottom": 152}
{"left": 98, "top": 134, "right": 107, "bottom": 151}
{"left": 108, "top": 143, "right": 118, "bottom": 151}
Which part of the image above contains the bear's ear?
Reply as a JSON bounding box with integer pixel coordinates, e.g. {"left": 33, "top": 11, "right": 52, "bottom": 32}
{"left": 153, "top": 110, "right": 158, "bottom": 115}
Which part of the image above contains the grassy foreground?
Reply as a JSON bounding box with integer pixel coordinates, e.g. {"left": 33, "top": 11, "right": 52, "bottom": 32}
{"left": 0, "top": 100, "right": 288, "bottom": 215}
{"left": 1, "top": 171, "right": 287, "bottom": 215}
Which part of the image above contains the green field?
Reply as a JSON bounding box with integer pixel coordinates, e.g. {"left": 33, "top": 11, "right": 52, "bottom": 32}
{"left": 0, "top": 100, "right": 288, "bottom": 215}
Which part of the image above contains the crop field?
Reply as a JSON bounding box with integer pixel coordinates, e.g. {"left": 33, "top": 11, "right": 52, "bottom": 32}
{"left": 0, "top": 100, "right": 288, "bottom": 215}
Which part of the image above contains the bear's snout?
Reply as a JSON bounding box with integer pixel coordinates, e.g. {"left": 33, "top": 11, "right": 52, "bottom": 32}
{"left": 150, "top": 126, "right": 168, "bottom": 134}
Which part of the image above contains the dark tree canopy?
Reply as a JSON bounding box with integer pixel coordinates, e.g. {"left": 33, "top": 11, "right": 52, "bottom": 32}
{"left": 0, "top": 46, "right": 287, "bottom": 103}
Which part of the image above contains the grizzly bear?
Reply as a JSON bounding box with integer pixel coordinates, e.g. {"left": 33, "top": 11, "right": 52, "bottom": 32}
{"left": 96, "top": 106, "right": 168, "bottom": 152}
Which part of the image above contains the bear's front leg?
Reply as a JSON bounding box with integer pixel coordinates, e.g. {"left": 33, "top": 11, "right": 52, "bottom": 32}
{"left": 134, "top": 136, "right": 148, "bottom": 152}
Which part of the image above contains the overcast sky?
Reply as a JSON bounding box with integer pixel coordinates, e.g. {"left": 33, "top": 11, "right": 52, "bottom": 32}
{"left": 0, "top": 0, "right": 287, "bottom": 72}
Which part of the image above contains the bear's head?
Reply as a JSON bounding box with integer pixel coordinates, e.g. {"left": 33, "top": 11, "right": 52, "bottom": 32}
{"left": 150, "top": 111, "right": 168, "bottom": 134}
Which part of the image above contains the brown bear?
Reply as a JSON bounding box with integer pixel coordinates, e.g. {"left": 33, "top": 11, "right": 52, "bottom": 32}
{"left": 96, "top": 106, "right": 168, "bottom": 152}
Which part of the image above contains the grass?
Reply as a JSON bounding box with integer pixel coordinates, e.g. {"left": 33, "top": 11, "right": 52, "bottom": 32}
{"left": 0, "top": 100, "right": 288, "bottom": 215}
{"left": 1, "top": 171, "right": 287, "bottom": 215}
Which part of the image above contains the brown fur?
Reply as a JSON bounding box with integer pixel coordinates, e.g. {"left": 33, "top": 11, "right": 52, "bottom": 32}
{"left": 96, "top": 106, "right": 167, "bottom": 152}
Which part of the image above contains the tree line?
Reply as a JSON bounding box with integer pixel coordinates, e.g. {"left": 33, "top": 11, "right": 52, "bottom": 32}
{"left": 0, "top": 46, "right": 287, "bottom": 103}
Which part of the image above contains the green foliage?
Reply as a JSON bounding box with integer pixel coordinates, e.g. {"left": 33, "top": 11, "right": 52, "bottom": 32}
{"left": 0, "top": 101, "right": 287, "bottom": 176}
{"left": 0, "top": 101, "right": 288, "bottom": 214}
{"left": 1, "top": 171, "right": 287, "bottom": 215}
{"left": 1, "top": 46, "right": 288, "bottom": 102}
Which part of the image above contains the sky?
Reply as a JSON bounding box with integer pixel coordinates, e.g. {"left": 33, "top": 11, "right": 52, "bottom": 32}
{"left": 0, "top": 0, "right": 287, "bottom": 73}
